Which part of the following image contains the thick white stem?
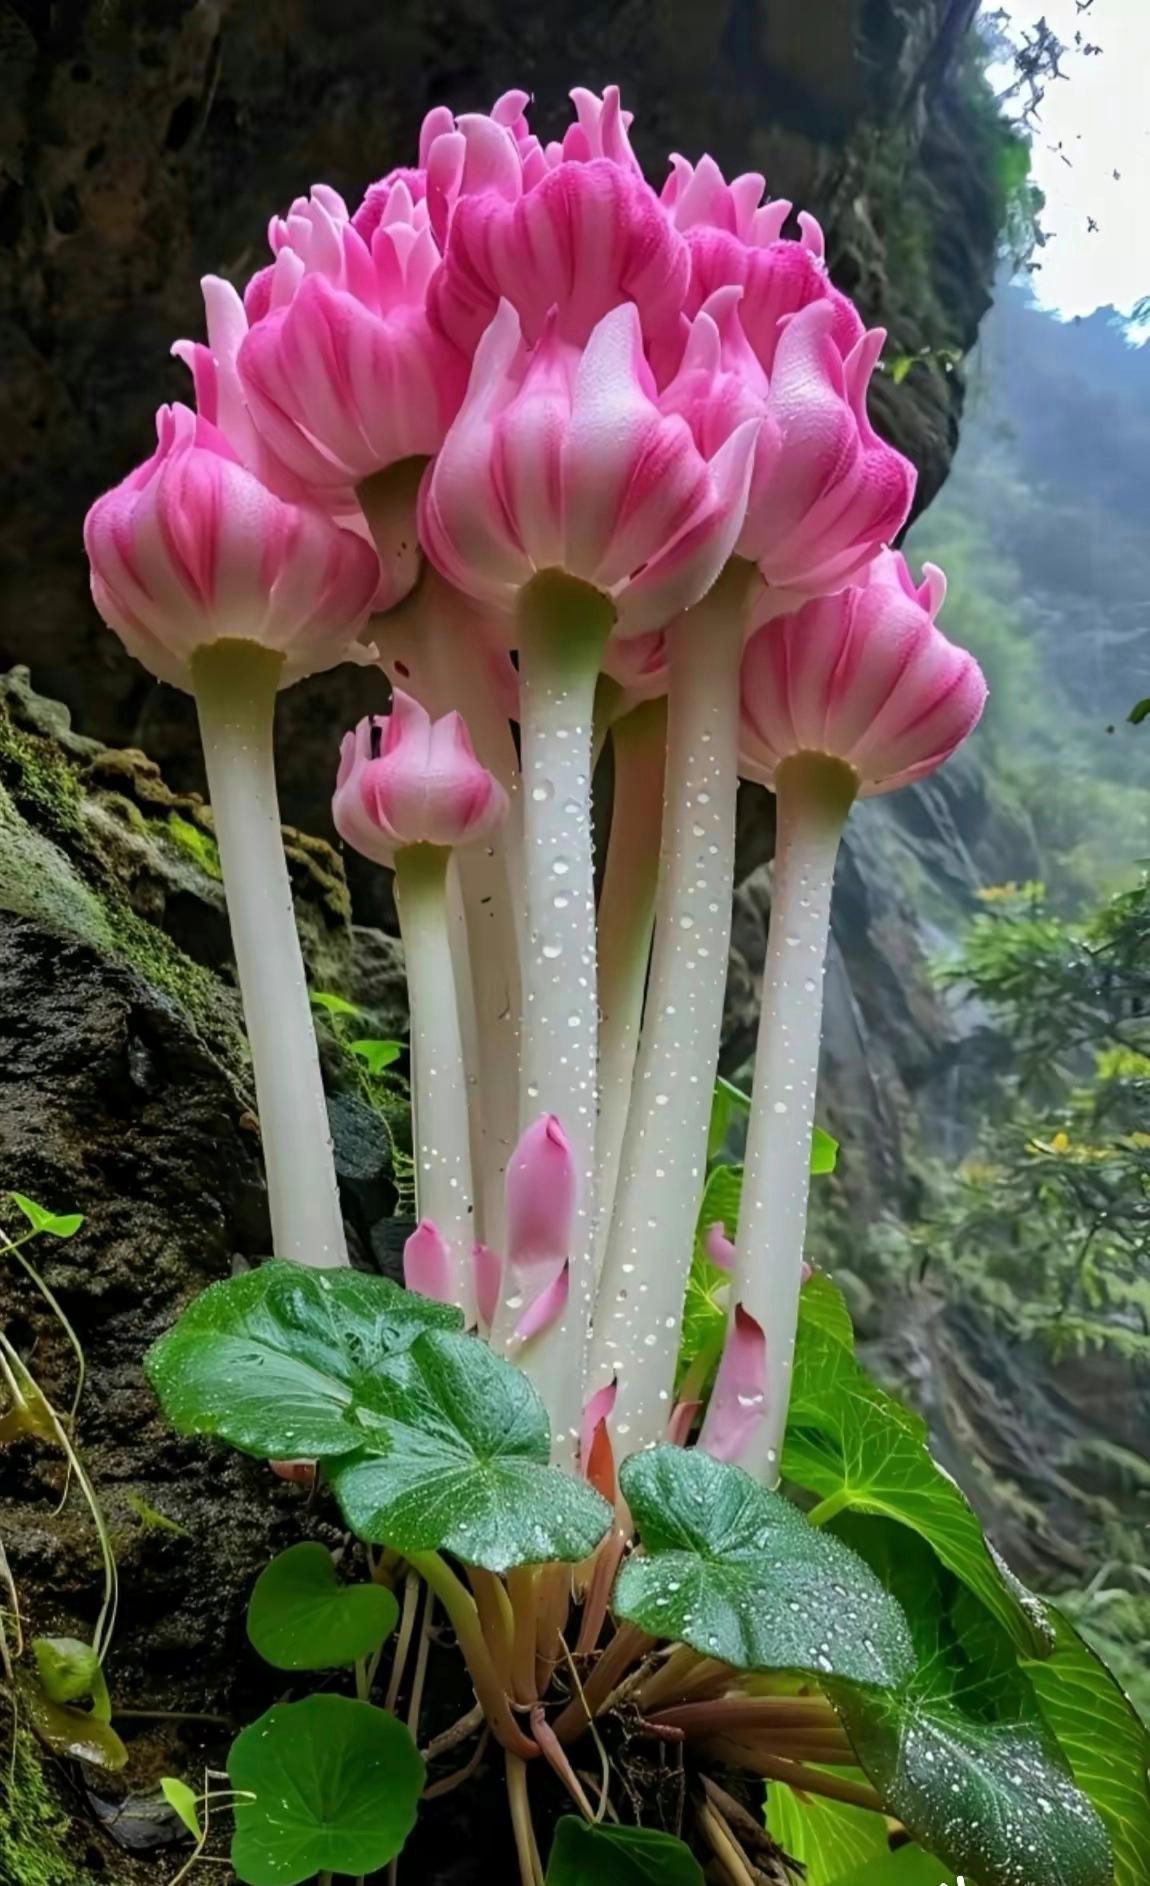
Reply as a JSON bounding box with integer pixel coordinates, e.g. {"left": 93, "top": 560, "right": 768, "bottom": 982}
{"left": 733, "top": 754, "right": 855, "bottom": 1485}
{"left": 509, "top": 573, "right": 615, "bottom": 1463}
{"left": 394, "top": 843, "right": 477, "bottom": 1312}
{"left": 595, "top": 698, "right": 666, "bottom": 1272}
{"left": 591, "top": 560, "right": 756, "bottom": 1449}
{"left": 376, "top": 569, "right": 523, "bottom": 1251}
{"left": 191, "top": 640, "right": 347, "bottom": 1268}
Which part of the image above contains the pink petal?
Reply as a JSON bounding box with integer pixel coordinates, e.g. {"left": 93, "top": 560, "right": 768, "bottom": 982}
{"left": 473, "top": 1241, "right": 503, "bottom": 1332}
{"left": 697, "top": 1304, "right": 767, "bottom": 1466}
{"left": 403, "top": 1219, "right": 455, "bottom": 1304}
{"left": 506, "top": 1115, "right": 576, "bottom": 1276}
{"left": 704, "top": 1222, "right": 736, "bottom": 1271}
{"left": 511, "top": 1260, "right": 570, "bottom": 1346}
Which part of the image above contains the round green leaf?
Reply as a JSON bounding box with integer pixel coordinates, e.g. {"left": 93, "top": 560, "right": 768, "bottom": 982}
{"left": 228, "top": 1694, "right": 423, "bottom": 1886}
{"left": 145, "top": 1262, "right": 462, "bottom": 1460}
{"left": 246, "top": 1543, "right": 399, "bottom": 1671}
{"left": 328, "top": 1330, "right": 612, "bottom": 1573}
{"left": 615, "top": 1446, "right": 915, "bottom": 1689}
{"left": 545, "top": 1815, "right": 704, "bottom": 1883}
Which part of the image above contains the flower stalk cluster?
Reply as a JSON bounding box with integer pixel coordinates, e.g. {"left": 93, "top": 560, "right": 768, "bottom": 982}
{"left": 83, "top": 84, "right": 985, "bottom": 1485}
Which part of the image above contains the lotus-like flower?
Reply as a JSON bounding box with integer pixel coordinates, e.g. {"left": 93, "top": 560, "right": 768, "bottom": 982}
{"left": 420, "top": 299, "right": 758, "bottom": 635}
{"left": 655, "top": 152, "right": 862, "bottom": 382}
{"left": 664, "top": 292, "right": 913, "bottom": 595}
{"left": 740, "top": 550, "right": 987, "bottom": 794}
{"left": 236, "top": 179, "right": 467, "bottom": 490}
{"left": 727, "top": 550, "right": 985, "bottom": 1484}
{"left": 333, "top": 691, "right": 508, "bottom": 867}
{"left": 83, "top": 404, "right": 379, "bottom": 692}
{"left": 428, "top": 87, "right": 687, "bottom": 351}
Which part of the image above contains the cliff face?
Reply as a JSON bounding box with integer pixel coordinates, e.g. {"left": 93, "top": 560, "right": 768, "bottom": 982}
{"left": 0, "top": 0, "right": 1001, "bottom": 834}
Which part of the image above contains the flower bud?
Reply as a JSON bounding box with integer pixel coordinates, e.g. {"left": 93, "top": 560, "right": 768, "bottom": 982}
{"left": 333, "top": 691, "right": 508, "bottom": 867}
{"left": 740, "top": 550, "right": 987, "bottom": 795}
{"left": 83, "top": 405, "right": 379, "bottom": 692}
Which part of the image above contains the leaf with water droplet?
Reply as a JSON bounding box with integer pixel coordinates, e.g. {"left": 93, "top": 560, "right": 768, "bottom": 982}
{"left": 614, "top": 1446, "right": 915, "bottom": 1687}
{"left": 785, "top": 1281, "right": 1048, "bottom": 1656}
{"left": 246, "top": 1542, "right": 399, "bottom": 1670}
{"left": 829, "top": 1523, "right": 1113, "bottom": 1886}
{"left": 145, "top": 1262, "right": 462, "bottom": 1459}
{"left": 1024, "top": 1609, "right": 1150, "bottom": 1886}
{"left": 228, "top": 1695, "right": 422, "bottom": 1885}
{"left": 327, "top": 1331, "right": 611, "bottom": 1573}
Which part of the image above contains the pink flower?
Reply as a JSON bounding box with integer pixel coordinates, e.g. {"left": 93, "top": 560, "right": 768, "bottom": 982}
{"left": 333, "top": 691, "right": 508, "bottom": 866}
{"left": 236, "top": 178, "right": 467, "bottom": 489}
{"left": 743, "top": 302, "right": 914, "bottom": 593}
{"left": 83, "top": 405, "right": 379, "bottom": 692}
{"left": 419, "top": 299, "right": 758, "bottom": 635}
{"left": 504, "top": 1114, "right": 577, "bottom": 1346}
{"left": 428, "top": 86, "right": 687, "bottom": 352}
{"left": 740, "top": 550, "right": 988, "bottom": 795}
{"left": 654, "top": 154, "right": 862, "bottom": 383}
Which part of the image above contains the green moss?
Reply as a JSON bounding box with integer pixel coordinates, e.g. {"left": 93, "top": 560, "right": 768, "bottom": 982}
{"left": 166, "top": 811, "right": 222, "bottom": 880}
{"left": 0, "top": 1710, "right": 109, "bottom": 1886}
{"left": 0, "top": 709, "right": 84, "bottom": 842}
{"left": 104, "top": 898, "right": 247, "bottom": 1072}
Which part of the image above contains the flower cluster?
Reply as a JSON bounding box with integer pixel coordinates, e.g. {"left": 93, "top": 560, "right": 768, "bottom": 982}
{"left": 84, "top": 84, "right": 986, "bottom": 1481}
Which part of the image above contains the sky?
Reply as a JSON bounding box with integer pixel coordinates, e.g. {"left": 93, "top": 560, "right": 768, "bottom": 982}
{"left": 986, "top": 0, "right": 1150, "bottom": 319}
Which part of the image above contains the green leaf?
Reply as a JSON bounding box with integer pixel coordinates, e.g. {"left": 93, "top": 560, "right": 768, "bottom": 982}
{"left": 145, "top": 1262, "right": 461, "bottom": 1460}
{"left": 247, "top": 1542, "right": 399, "bottom": 1671}
{"left": 836, "top": 1681, "right": 1111, "bottom": 1886}
{"left": 784, "top": 1286, "right": 1047, "bottom": 1654}
{"left": 228, "top": 1694, "right": 423, "bottom": 1886}
{"left": 1128, "top": 697, "right": 1150, "bottom": 726}
{"left": 1025, "top": 1608, "right": 1150, "bottom": 1885}
{"left": 545, "top": 1815, "right": 704, "bottom": 1884}
{"left": 811, "top": 1125, "right": 839, "bottom": 1174}
{"left": 836, "top": 1848, "right": 963, "bottom": 1885}
{"left": 160, "top": 1777, "right": 203, "bottom": 1842}
{"left": 614, "top": 1447, "right": 915, "bottom": 1689}
{"left": 33, "top": 1636, "right": 102, "bottom": 1705}
{"left": 8, "top": 1192, "right": 84, "bottom": 1238}
{"left": 328, "top": 1331, "right": 612, "bottom": 1573}
{"left": 765, "top": 1784, "right": 889, "bottom": 1884}
{"left": 310, "top": 991, "right": 362, "bottom": 1018}
{"left": 715, "top": 1076, "right": 752, "bottom": 1116}
{"left": 349, "top": 1038, "right": 403, "bottom": 1075}
{"left": 830, "top": 1526, "right": 1112, "bottom": 1886}
{"left": 21, "top": 1679, "right": 128, "bottom": 1770}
